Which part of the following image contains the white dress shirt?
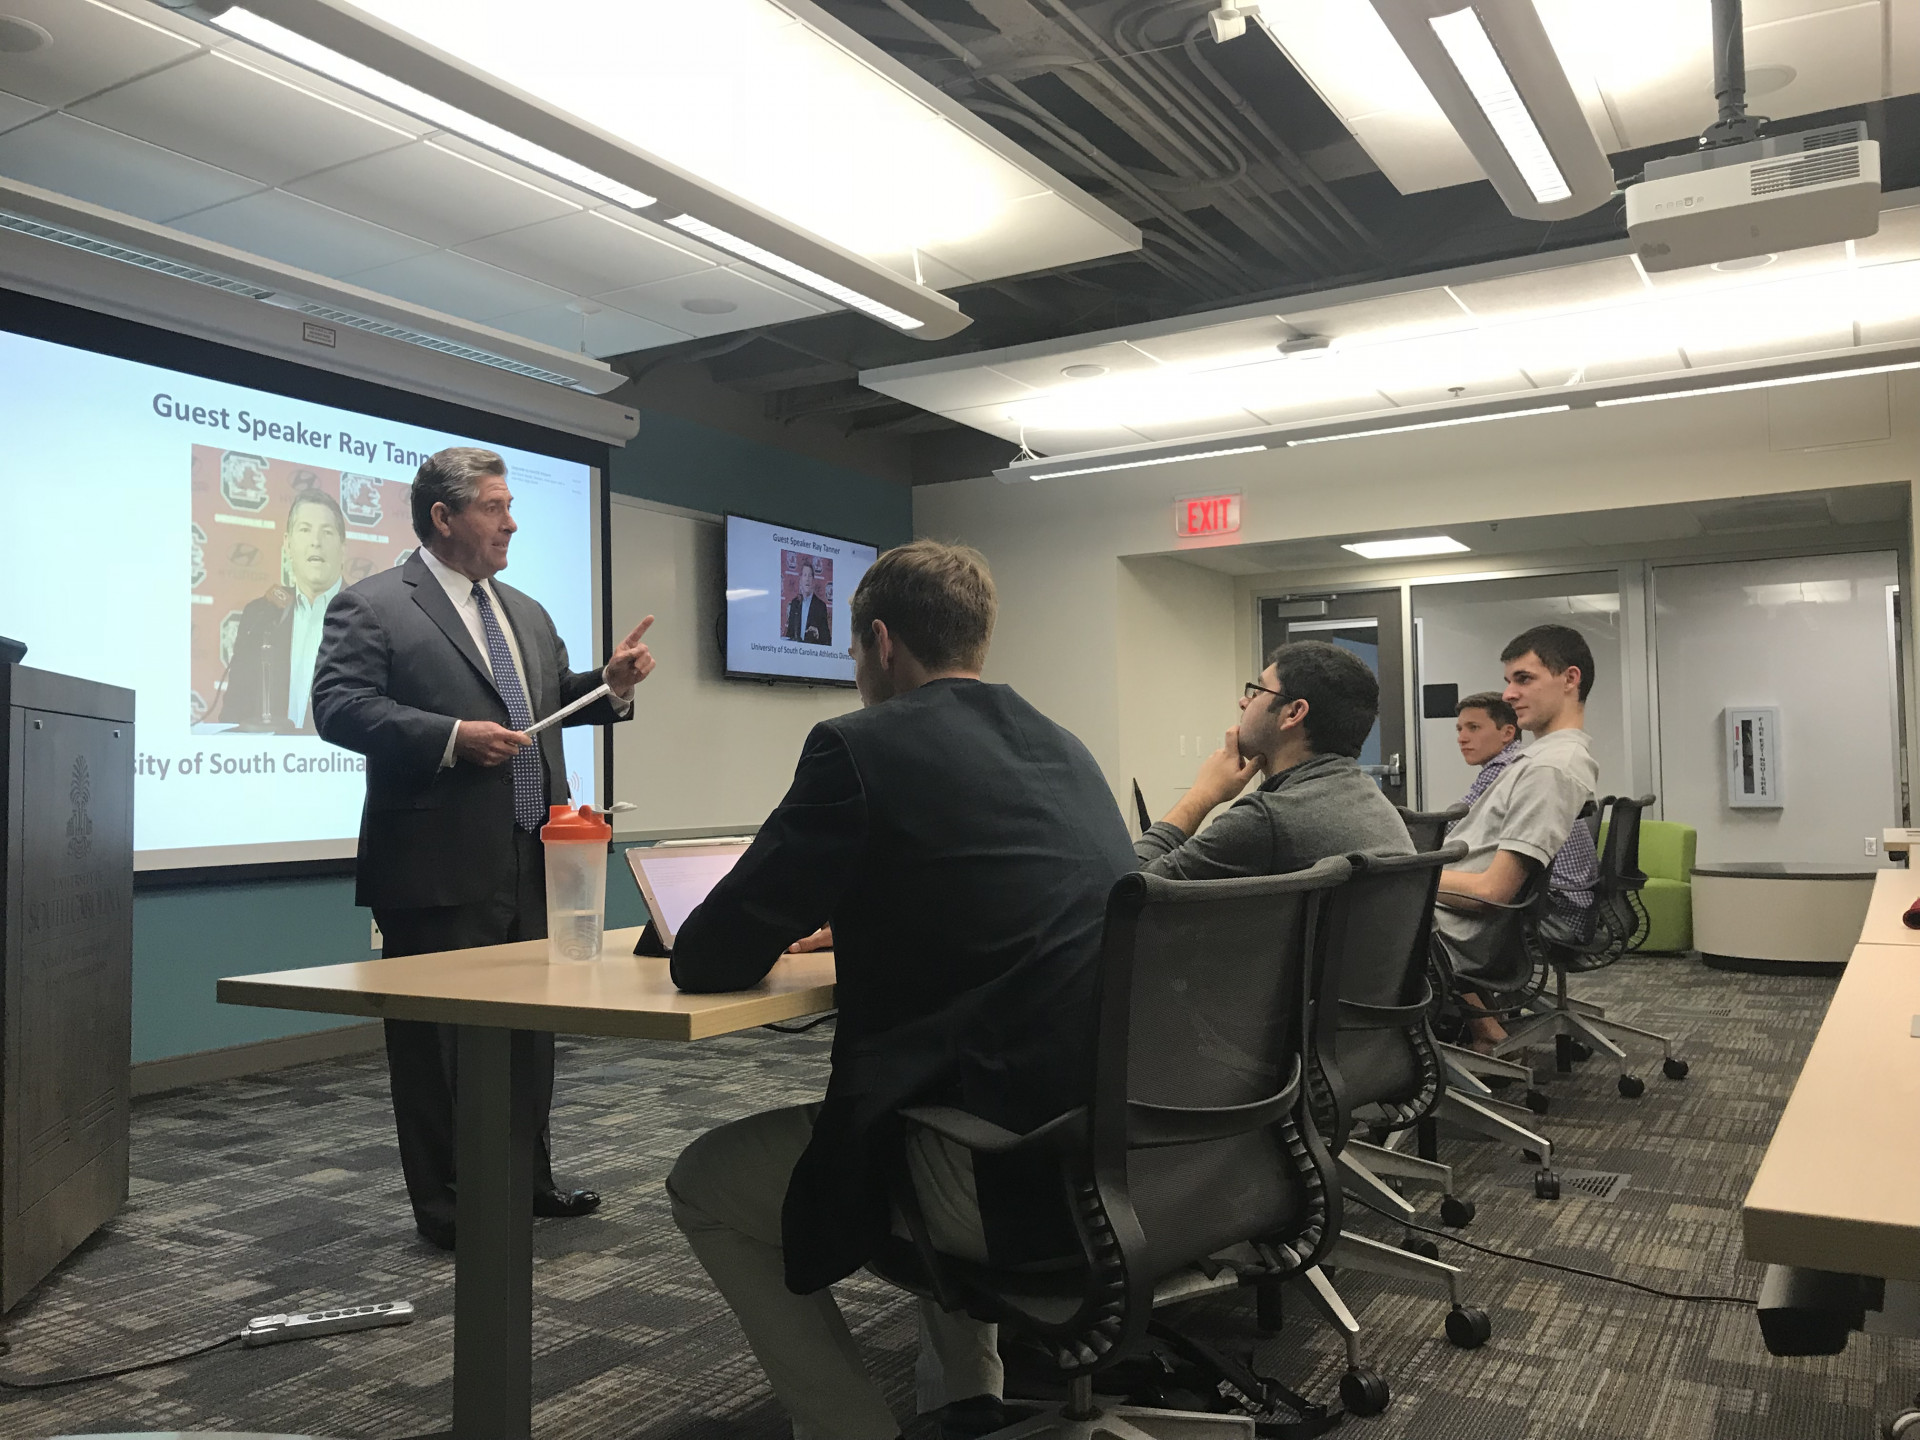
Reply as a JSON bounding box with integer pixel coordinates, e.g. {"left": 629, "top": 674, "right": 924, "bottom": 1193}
{"left": 287, "top": 577, "right": 342, "bottom": 728}
{"left": 416, "top": 545, "right": 627, "bottom": 768}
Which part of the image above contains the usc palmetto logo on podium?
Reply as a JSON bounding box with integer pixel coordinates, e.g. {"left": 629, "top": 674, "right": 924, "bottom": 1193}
{"left": 65, "top": 755, "right": 93, "bottom": 860}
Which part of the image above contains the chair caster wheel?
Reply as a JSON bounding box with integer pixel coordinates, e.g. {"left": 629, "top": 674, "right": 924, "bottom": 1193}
{"left": 1524, "top": 1089, "right": 1550, "bottom": 1115}
{"left": 1440, "top": 1195, "right": 1476, "bottom": 1227}
{"left": 1445, "top": 1304, "right": 1493, "bottom": 1350}
{"left": 1618, "top": 1074, "right": 1646, "bottom": 1098}
{"left": 1402, "top": 1235, "right": 1440, "bottom": 1260}
{"left": 1535, "top": 1169, "right": 1561, "bottom": 1201}
{"left": 1567, "top": 1040, "right": 1593, "bottom": 1062}
{"left": 1663, "top": 1057, "right": 1690, "bottom": 1080}
{"left": 1340, "top": 1367, "right": 1391, "bottom": 1417}
{"left": 1883, "top": 1408, "right": 1920, "bottom": 1439}
{"left": 1520, "top": 1149, "right": 1543, "bottom": 1164}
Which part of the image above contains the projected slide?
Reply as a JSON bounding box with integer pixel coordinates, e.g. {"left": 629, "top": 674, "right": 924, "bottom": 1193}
{"left": 0, "top": 328, "right": 599, "bottom": 867}
{"left": 724, "top": 515, "right": 875, "bottom": 685}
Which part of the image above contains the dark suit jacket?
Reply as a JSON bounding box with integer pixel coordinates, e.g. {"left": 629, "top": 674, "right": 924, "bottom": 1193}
{"left": 311, "top": 551, "right": 626, "bottom": 911}
{"left": 219, "top": 592, "right": 298, "bottom": 732}
{"left": 672, "top": 678, "right": 1133, "bottom": 1294}
{"left": 783, "top": 594, "right": 831, "bottom": 646}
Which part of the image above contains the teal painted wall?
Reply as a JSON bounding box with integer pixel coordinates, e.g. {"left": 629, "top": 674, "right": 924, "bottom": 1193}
{"left": 137, "top": 410, "right": 906, "bottom": 1064}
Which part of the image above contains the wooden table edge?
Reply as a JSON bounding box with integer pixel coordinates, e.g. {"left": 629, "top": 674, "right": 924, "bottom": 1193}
{"left": 1743, "top": 1204, "right": 1920, "bottom": 1284}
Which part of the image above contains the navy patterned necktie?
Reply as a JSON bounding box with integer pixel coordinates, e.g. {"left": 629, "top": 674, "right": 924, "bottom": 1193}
{"left": 471, "top": 582, "right": 545, "bottom": 833}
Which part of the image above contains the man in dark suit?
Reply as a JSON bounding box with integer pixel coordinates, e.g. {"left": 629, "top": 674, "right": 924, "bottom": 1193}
{"left": 219, "top": 488, "right": 347, "bottom": 732}
{"left": 667, "top": 541, "right": 1132, "bottom": 1440}
{"left": 311, "top": 446, "right": 656, "bottom": 1250}
{"left": 782, "top": 557, "right": 831, "bottom": 646}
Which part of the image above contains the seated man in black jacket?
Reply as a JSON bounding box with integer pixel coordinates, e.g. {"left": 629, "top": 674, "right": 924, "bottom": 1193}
{"left": 667, "top": 541, "right": 1134, "bottom": 1440}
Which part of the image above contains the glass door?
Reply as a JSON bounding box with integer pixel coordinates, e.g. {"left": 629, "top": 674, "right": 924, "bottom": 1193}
{"left": 1260, "top": 592, "right": 1407, "bottom": 807}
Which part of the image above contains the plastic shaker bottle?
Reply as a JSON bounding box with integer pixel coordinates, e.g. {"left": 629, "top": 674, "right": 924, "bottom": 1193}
{"left": 542, "top": 803, "right": 610, "bottom": 962}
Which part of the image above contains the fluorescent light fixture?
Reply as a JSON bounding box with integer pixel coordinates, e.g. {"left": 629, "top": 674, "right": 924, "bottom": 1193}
{"left": 1286, "top": 403, "right": 1569, "bottom": 445}
{"left": 212, "top": 8, "right": 656, "bottom": 210}
{"left": 1427, "top": 8, "right": 1567, "bottom": 203}
{"left": 1019, "top": 445, "right": 1268, "bottom": 482}
{"left": 666, "top": 214, "right": 922, "bottom": 331}
{"left": 1342, "top": 535, "right": 1472, "bottom": 559}
{"left": 1594, "top": 361, "right": 1920, "bottom": 407}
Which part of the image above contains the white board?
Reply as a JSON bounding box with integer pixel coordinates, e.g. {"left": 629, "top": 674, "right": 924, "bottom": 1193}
{"left": 608, "top": 494, "right": 858, "bottom": 837}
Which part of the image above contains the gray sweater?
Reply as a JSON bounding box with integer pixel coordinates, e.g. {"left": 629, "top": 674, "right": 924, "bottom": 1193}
{"left": 1135, "top": 752, "right": 1413, "bottom": 880}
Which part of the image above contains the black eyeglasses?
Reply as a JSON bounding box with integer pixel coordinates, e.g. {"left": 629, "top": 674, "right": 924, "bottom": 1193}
{"left": 1244, "top": 681, "right": 1285, "bottom": 704}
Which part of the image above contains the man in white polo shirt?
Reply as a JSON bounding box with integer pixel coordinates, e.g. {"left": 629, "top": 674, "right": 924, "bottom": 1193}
{"left": 1434, "top": 624, "right": 1601, "bottom": 1024}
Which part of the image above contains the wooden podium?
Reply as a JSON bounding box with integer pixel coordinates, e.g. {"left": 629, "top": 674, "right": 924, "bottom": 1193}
{"left": 1, "top": 663, "right": 134, "bottom": 1311}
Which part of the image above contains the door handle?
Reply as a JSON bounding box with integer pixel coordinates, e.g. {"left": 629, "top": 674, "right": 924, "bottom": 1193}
{"left": 1359, "top": 753, "right": 1404, "bottom": 786}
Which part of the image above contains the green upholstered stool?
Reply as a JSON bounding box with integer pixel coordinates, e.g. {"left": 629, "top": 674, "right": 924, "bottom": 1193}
{"left": 1598, "top": 817, "right": 1697, "bottom": 952}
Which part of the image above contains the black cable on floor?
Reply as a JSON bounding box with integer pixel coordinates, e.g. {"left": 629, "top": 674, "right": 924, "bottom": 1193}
{"left": 0, "top": 1332, "right": 242, "bottom": 1391}
{"left": 1345, "top": 1192, "right": 1758, "bottom": 1307}
{"left": 763, "top": 1010, "right": 837, "bottom": 1033}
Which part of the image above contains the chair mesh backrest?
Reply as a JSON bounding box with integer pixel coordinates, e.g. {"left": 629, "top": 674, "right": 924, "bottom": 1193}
{"left": 1311, "top": 846, "right": 1462, "bottom": 1123}
{"left": 1397, "top": 803, "right": 1468, "bottom": 854}
{"left": 1099, "top": 858, "right": 1350, "bottom": 1286}
{"left": 1599, "top": 794, "right": 1652, "bottom": 893}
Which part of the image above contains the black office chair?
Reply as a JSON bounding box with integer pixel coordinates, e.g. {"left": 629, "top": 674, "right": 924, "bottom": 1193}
{"left": 1394, "top": 802, "right": 1467, "bottom": 853}
{"left": 871, "top": 857, "right": 1394, "bottom": 1433}
{"left": 1292, "top": 844, "right": 1494, "bottom": 1351}
{"left": 1494, "top": 794, "right": 1690, "bottom": 1096}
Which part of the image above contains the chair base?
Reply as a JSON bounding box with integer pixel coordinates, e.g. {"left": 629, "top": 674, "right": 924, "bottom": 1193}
{"left": 983, "top": 1402, "right": 1254, "bottom": 1440}
{"left": 1493, "top": 970, "right": 1681, "bottom": 1087}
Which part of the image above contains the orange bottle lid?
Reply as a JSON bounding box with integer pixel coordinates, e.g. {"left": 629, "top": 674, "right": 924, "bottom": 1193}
{"left": 540, "top": 803, "right": 612, "bottom": 842}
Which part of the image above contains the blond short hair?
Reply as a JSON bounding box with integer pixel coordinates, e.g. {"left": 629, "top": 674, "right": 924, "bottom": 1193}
{"left": 849, "top": 540, "right": 996, "bottom": 672}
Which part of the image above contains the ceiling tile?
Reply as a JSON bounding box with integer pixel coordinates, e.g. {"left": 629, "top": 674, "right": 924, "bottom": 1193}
{"left": 1854, "top": 315, "right": 1920, "bottom": 347}
{"left": 919, "top": 191, "right": 1136, "bottom": 281}
{"left": 1743, "top": 5, "right": 1884, "bottom": 126}
{"left": 1126, "top": 412, "right": 1270, "bottom": 443}
{"left": 1682, "top": 327, "right": 1856, "bottom": 369}
{"left": 454, "top": 209, "right": 713, "bottom": 297}
{"left": 487, "top": 301, "right": 691, "bottom": 359}
{"left": 0, "top": 112, "right": 259, "bottom": 222}
{"left": 426, "top": 131, "right": 602, "bottom": 207}
{"left": 864, "top": 367, "right": 1037, "bottom": 413}
{"left": 285, "top": 140, "right": 580, "bottom": 248}
{"left": 0, "top": 0, "right": 198, "bottom": 108}
{"left": 211, "top": 38, "right": 431, "bottom": 138}
{"left": 1342, "top": 108, "right": 1482, "bottom": 195}
{"left": 170, "top": 189, "right": 434, "bottom": 277}
{"left": 1852, "top": 206, "right": 1920, "bottom": 266}
{"left": 981, "top": 341, "right": 1168, "bottom": 390}
{"left": 862, "top": 247, "right": 974, "bottom": 290}
{"left": 1638, "top": 242, "right": 1854, "bottom": 293}
{"left": 70, "top": 50, "right": 412, "bottom": 186}
{"left": 1451, "top": 257, "right": 1648, "bottom": 322}
{"left": 596, "top": 265, "right": 828, "bottom": 336}
{"left": 1280, "top": 288, "right": 1471, "bottom": 345}
{"left": 1128, "top": 316, "right": 1293, "bottom": 370}
{"left": 340, "top": 249, "right": 574, "bottom": 323}
{"left": 0, "top": 88, "right": 46, "bottom": 136}
{"left": 1374, "top": 371, "right": 1539, "bottom": 408}
{"left": 1247, "top": 393, "right": 1398, "bottom": 426}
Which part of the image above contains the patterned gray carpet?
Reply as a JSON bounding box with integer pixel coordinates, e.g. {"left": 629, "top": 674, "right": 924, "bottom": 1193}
{"left": 0, "top": 954, "right": 1901, "bottom": 1439}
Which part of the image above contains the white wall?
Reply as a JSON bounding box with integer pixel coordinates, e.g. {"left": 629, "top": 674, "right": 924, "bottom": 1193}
{"left": 1413, "top": 573, "right": 1625, "bottom": 809}
{"left": 1652, "top": 550, "right": 1901, "bottom": 865}
{"left": 918, "top": 374, "right": 1920, "bottom": 806}
{"left": 609, "top": 495, "right": 857, "bottom": 835}
{"left": 1115, "top": 555, "right": 1241, "bottom": 820}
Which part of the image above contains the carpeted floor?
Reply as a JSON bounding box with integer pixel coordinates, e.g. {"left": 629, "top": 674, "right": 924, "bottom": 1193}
{"left": 0, "top": 953, "right": 1905, "bottom": 1439}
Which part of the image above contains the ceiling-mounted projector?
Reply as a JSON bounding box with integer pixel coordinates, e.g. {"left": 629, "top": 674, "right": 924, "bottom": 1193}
{"left": 1626, "top": 123, "right": 1880, "bottom": 273}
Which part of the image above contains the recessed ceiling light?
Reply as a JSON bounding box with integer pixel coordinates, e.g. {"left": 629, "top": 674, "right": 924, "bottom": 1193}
{"left": 1746, "top": 64, "right": 1796, "bottom": 97}
{"left": 1062, "top": 363, "right": 1109, "bottom": 378}
{"left": 681, "top": 297, "right": 738, "bottom": 315}
{"left": 1341, "top": 535, "right": 1472, "bottom": 560}
{"left": 0, "top": 15, "right": 51, "bottom": 52}
{"left": 1712, "top": 254, "right": 1776, "bottom": 273}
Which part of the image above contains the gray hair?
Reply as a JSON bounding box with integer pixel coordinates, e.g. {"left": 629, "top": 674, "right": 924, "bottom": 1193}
{"left": 411, "top": 446, "right": 505, "bottom": 543}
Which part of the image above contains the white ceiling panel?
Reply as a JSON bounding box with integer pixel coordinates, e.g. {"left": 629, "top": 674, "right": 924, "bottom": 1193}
{"left": 1127, "top": 317, "right": 1294, "bottom": 370}
{"left": 1374, "top": 370, "right": 1538, "bottom": 409}
{"left": 859, "top": 368, "right": 1039, "bottom": 413}
{"left": 284, "top": 140, "right": 580, "bottom": 248}
{"left": 454, "top": 209, "right": 713, "bottom": 298}
{"left": 342, "top": 248, "right": 574, "bottom": 322}
{"left": 0, "top": 89, "right": 47, "bottom": 136}
{"left": 596, "top": 265, "right": 828, "bottom": 336}
{"left": 1857, "top": 206, "right": 1920, "bottom": 264}
{"left": 943, "top": 401, "right": 1145, "bottom": 455}
{"left": 1451, "top": 257, "right": 1647, "bottom": 322}
{"left": 919, "top": 191, "right": 1146, "bottom": 284}
{"left": 0, "top": 0, "right": 196, "bottom": 108}
{"left": 1281, "top": 287, "right": 1471, "bottom": 344}
{"left": 487, "top": 300, "right": 691, "bottom": 359}
{"left": 1124, "top": 411, "right": 1272, "bottom": 443}
{"left": 1683, "top": 327, "right": 1858, "bottom": 369}
{"left": 169, "top": 188, "right": 433, "bottom": 277}
{"left": 69, "top": 50, "right": 412, "bottom": 186}
{"left": 1246, "top": 391, "right": 1398, "bottom": 426}
{"left": 0, "top": 112, "right": 259, "bottom": 222}
{"left": 983, "top": 341, "right": 1168, "bottom": 391}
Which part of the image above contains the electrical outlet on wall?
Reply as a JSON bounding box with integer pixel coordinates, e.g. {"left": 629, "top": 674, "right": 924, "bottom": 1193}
{"left": 1867, "top": 836, "right": 1881, "bottom": 857}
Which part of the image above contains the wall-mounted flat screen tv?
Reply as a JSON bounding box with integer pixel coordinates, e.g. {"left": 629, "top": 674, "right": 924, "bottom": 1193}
{"left": 724, "top": 514, "right": 876, "bottom": 686}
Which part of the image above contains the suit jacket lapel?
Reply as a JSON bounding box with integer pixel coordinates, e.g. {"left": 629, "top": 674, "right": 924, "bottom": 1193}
{"left": 403, "top": 552, "right": 495, "bottom": 690}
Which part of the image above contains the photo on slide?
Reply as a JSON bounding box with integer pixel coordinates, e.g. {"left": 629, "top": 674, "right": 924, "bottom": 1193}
{"left": 189, "top": 444, "right": 414, "bottom": 734}
{"left": 779, "top": 548, "right": 834, "bottom": 647}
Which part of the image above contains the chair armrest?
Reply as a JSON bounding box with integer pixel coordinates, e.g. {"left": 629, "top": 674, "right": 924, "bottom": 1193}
{"left": 1126, "top": 1057, "right": 1303, "bottom": 1149}
{"left": 1435, "top": 889, "right": 1536, "bottom": 911}
{"left": 1337, "top": 983, "right": 1435, "bottom": 1029}
{"left": 897, "top": 1104, "right": 1089, "bottom": 1156}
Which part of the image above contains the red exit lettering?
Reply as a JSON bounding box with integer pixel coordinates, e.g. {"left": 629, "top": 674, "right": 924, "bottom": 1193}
{"left": 1175, "top": 492, "right": 1241, "bottom": 538}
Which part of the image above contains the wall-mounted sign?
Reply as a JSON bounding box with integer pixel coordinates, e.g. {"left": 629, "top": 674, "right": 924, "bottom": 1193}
{"left": 1175, "top": 491, "right": 1241, "bottom": 538}
{"left": 1726, "top": 706, "right": 1783, "bottom": 809}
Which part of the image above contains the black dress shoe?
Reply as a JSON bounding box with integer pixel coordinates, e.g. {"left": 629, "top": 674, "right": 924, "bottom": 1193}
{"left": 939, "top": 1395, "right": 1007, "bottom": 1440}
{"left": 415, "top": 1217, "right": 455, "bottom": 1251}
{"left": 533, "top": 1187, "right": 601, "bottom": 1218}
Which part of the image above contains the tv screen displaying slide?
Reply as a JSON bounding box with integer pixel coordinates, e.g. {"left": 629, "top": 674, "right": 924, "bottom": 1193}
{"left": 724, "top": 515, "right": 876, "bottom": 686}
{"left": 0, "top": 325, "right": 601, "bottom": 869}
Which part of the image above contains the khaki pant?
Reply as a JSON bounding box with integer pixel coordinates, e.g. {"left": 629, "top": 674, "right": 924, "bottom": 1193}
{"left": 667, "top": 1104, "right": 1002, "bottom": 1440}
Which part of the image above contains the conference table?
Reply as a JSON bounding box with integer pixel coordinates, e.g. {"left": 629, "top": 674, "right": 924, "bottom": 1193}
{"left": 219, "top": 928, "right": 837, "bottom": 1440}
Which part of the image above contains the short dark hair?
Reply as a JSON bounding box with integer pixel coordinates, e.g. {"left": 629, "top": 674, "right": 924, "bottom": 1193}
{"left": 1456, "top": 691, "right": 1518, "bottom": 730}
{"left": 287, "top": 487, "right": 345, "bottom": 536}
{"left": 1265, "top": 640, "right": 1378, "bottom": 759}
{"left": 1501, "top": 624, "right": 1596, "bottom": 701}
{"left": 411, "top": 446, "right": 505, "bottom": 543}
{"left": 851, "top": 540, "right": 995, "bottom": 672}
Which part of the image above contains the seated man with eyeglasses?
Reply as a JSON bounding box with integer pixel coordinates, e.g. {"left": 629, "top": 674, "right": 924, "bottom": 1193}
{"left": 1136, "top": 640, "right": 1411, "bottom": 879}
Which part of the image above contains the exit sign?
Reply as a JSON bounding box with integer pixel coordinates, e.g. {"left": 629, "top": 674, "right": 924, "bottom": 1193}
{"left": 1175, "top": 491, "right": 1241, "bottom": 538}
